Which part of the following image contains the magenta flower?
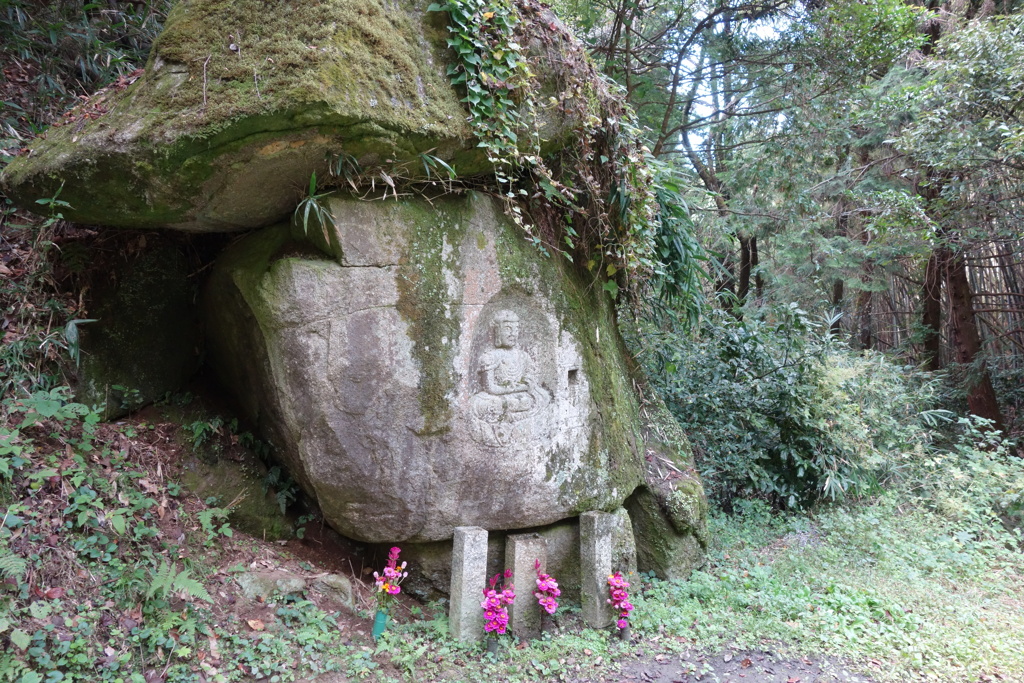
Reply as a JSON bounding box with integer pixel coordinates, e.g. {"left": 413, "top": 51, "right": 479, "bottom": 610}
{"left": 533, "top": 559, "right": 561, "bottom": 617}
{"left": 538, "top": 595, "right": 558, "bottom": 614}
{"left": 607, "top": 571, "right": 633, "bottom": 630}
{"left": 482, "top": 571, "right": 515, "bottom": 639}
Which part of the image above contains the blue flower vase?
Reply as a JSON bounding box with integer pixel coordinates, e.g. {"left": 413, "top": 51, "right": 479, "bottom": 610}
{"left": 372, "top": 609, "right": 389, "bottom": 641}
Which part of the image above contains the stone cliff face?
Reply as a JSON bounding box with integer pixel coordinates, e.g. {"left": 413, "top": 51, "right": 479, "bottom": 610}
{"left": 1, "top": 0, "right": 707, "bottom": 579}
{"left": 202, "top": 193, "right": 648, "bottom": 543}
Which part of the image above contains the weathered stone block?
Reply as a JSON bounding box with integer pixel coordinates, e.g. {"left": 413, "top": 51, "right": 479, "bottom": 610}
{"left": 201, "top": 193, "right": 646, "bottom": 543}
{"left": 626, "top": 482, "right": 707, "bottom": 580}
{"left": 450, "top": 527, "right": 488, "bottom": 643}
{"left": 505, "top": 533, "right": 546, "bottom": 640}
{"left": 0, "top": 0, "right": 589, "bottom": 231}
{"left": 579, "top": 511, "right": 615, "bottom": 629}
{"left": 236, "top": 571, "right": 306, "bottom": 601}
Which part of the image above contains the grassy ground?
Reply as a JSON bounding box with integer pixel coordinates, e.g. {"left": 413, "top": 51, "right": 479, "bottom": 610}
{"left": 2, "top": 386, "right": 1021, "bottom": 683}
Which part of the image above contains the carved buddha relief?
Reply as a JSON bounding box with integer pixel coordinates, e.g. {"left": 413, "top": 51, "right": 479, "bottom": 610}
{"left": 469, "top": 310, "right": 551, "bottom": 446}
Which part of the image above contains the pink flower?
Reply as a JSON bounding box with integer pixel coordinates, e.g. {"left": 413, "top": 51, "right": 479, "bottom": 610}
{"left": 607, "top": 573, "right": 629, "bottom": 589}
{"left": 607, "top": 572, "right": 633, "bottom": 629}
{"left": 483, "top": 571, "right": 515, "bottom": 637}
{"left": 534, "top": 564, "right": 562, "bottom": 617}
{"left": 537, "top": 595, "right": 558, "bottom": 614}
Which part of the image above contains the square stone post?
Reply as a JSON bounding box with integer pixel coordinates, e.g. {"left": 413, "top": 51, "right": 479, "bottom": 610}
{"left": 580, "top": 511, "right": 615, "bottom": 628}
{"left": 505, "top": 533, "right": 547, "bottom": 640}
{"left": 450, "top": 526, "right": 488, "bottom": 643}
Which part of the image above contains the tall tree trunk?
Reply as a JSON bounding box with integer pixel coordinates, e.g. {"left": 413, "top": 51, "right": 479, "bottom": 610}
{"left": 738, "top": 234, "right": 752, "bottom": 304}
{"left": 852, "top": 151, "right": 874, "bottom": 350}
{"left": 831, "top": 279, "right": 844, "bottom": 335}
{"left": 751, "top": 235, "right": 763, "bottom": 300}
{"left": 921, "top": 249, "right": 944, "bottom": 371}
{"left": 946, "top": 250, "right": 1006, "bottom": 430}
{"left": 996, "top": 244, "right": 1024, "bottom": 356}
{"left": 856, "top": 289, "right": 873, "bottom": 350}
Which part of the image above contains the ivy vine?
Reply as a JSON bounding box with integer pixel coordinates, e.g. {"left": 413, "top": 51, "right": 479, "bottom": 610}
{"left": 428, "top": 0, "right": 530, "bottom": 174}
{"left": 430, "top": 0, "right": 705, "bottom": 316}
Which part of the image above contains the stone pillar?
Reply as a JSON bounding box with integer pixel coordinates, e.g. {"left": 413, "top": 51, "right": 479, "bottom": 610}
{"left": 505, "top": 533, "right": 547, "bottom": 640}
{"left": 450, "top": 526, "right": 488, "bottom": 642}
{"left": 579, "top": 511, "right": 615, "bottom": 628}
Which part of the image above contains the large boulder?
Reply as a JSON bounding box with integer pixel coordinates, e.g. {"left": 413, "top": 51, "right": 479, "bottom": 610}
{"left": 0, "top": 0, "right": 577, "bottom": 231}
{"left": 202, "top": 192, "right": 653, "bottom": 542}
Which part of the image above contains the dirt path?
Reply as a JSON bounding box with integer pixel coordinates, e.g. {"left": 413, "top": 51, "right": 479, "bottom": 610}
{"left": 615, "top": 648, "right": 876, "bottom": 683}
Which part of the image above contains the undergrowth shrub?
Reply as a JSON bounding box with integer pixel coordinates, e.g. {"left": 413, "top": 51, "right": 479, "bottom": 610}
{"left": 635, "top": 304, "right": 938, "bottom": 509}
{"left": 0, "top": 0, "right": 170, "bottom": 160}
{"left": 908, "top": 415, "right": 1024, "bottom": 534}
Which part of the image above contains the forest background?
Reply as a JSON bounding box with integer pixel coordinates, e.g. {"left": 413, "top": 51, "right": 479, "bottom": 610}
{"left": 1, "top": 0, "right": 1024, "bottom": 681}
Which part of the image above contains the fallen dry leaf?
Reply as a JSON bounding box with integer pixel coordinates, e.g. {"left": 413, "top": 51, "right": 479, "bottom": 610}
{"left": 247, "top": 619, "right": 265, "bottom": 631}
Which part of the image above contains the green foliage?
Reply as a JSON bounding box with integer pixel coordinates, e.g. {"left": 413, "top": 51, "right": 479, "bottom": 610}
{"left": 184, "top": 415, "right": 223, "bottom": 450}
{"left": 196, "top": 506, "right": 234, "bottom": 546}
{"left": 293, "top": 171, "right": 334, "bottom": 243}
{"left": 648, "top": 157, "right": 707, "bottom": 325}
{"left": 0, "top": 1, "right": 170, "bottom": 169}
{"left": 429, "top": 0, "right": 708, "bottom": 309}
{"left": 640, "top": 304, "right": 937, "bottom": 508}
{"left": 631, "top": 493, "right": 1024, "bottom": 681}
{"left": 910, "top": 416, "right": 1024, "bottom": 529}
{"left": 894, "top": 14, "right": 1024, "bottom": 182}
{"left": 429, "top": 0, "right": 528, "bottom": 168}
{"left": 146, "top": 560, "right": 213, "bottom": 603}
{"left": 262, "top": 465, "right": 299, "bottom": 515}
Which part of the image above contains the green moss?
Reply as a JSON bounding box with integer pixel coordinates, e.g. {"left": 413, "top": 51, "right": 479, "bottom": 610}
{"left": 0, "top": 0, "right": 484, "bottom": 228}
{"left": 394, "top": 197, "right": 469, "bottom": 435}
{"left": 137, "top": 0, "right": 468, "bottom": 139}
{"left": 665, "top": 478, "right": 709, "bottom": 544}
{"left": 626, "top": 486, "right": 705, "bottom": 580}
{"left": 181, "top": 460, "right": 294, "bottom": 541}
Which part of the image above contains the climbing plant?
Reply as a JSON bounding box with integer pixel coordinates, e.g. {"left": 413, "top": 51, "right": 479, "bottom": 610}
{"left": 429, "top": 0, "right": 706, "bottom": 315}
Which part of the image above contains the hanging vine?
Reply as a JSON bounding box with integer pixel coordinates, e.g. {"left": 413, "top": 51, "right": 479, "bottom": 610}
{"left": 429, "top": 0, "right": 705, "bottom": 316}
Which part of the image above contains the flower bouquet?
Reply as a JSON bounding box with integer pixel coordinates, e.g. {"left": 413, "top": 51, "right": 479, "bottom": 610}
{"left": 533, "top": 559, "right": 560, "bottom": 624}
{"left": 607, "top": 571, "right": 633, "bottom": 639}
{"left": 371, "top": 546, "right": 407, "bottom": 639}
{"left": 481, "top": 569, "right": 515, "bottom": 651}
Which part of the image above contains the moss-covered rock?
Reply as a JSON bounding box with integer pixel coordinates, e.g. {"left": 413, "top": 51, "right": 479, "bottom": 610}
{"left": 624, "top": 397, "right": 708, "bottom": 579}
{"left": 0, "top": 0, "right": 579, "bottom": 231}
{"left": 182, "top": 459, "right": 294, "bottom": 542}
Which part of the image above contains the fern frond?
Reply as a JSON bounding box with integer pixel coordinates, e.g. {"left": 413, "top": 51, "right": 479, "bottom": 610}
{"left": 146, "top": 560, "right": 175, "bottom": 600}
{"left": 0, "top": 553, "right": 28, "bottom": 581}
{"left": 172, "top": 569, "right": 212, "bottom": 603}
